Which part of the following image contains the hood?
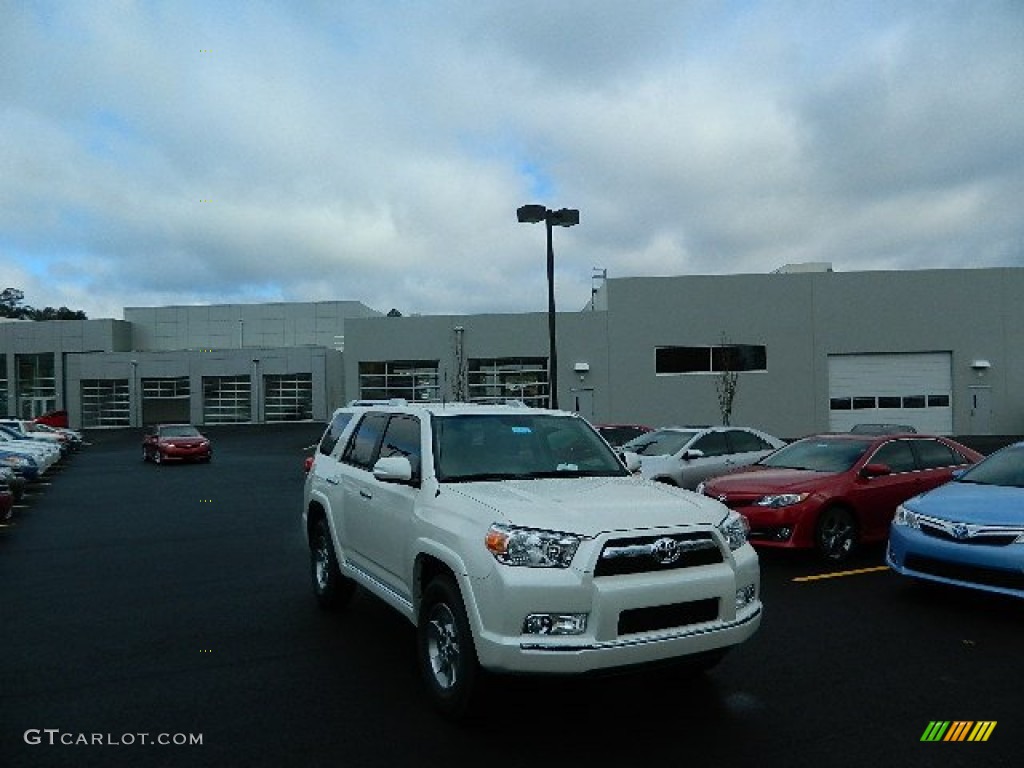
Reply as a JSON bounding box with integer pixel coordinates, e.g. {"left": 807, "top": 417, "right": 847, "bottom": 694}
{"left": 704, "top": 465, "right": 837, "bottom": 494}
{"left": 445, "top": 476, "right": 728, "bottom": 537}
{"left": 904, "top": 481, "right": 1024, "bottom": 526}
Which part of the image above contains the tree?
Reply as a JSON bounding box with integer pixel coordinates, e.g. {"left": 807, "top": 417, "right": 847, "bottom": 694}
{"left": 0, "top": 288, "right": 87, "bottom": 320}
{"left": 715, "top": 335, "right": 740, "bottom": 426}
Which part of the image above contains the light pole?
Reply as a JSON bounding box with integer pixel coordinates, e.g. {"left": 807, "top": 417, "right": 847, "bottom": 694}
{"left": 517, "top": 204, "right": 580, "bottom": 410}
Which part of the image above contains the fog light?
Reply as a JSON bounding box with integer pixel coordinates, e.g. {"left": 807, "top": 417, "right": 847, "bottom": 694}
{"left": 735, "top": 584, "right": 757, "bottom": 609}
{"left": 523, "top": 613, "right": 588, "bottom": 635}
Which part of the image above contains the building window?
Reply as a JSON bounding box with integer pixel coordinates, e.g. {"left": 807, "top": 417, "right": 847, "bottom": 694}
{"left": 81, "top": 379, "right": 130, "bottom": 427}
{"left": 203, "top": 375, "right": 251, "bottom": 423}
{"left": 358, "top": 361, "right": 439, "bottom": 402}
{"left": 0, "top": 353, "right": 7, "bottom": 414}
{"left": 656, "top": 345, "right": 766, "bottom": 374}
{"left": 264, "top": 373, "right": 313, "bottom": 421}
{"left": 15, "top": 352, "right": 57, "bottom": 418}
{"left": 142, "top": 377, "right": 191, "bottom": 399}
{"left": 467, "top": 358, "right": 549, "bottom": 407}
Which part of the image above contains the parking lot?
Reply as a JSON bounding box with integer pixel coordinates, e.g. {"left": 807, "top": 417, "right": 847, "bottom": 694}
{"left": 1, "top": 424, "right": 1020, "bottom": 768}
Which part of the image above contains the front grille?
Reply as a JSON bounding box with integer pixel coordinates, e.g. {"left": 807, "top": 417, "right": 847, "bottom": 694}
{"left": 905, "top": 554, "right": 1024, "bottom": 591}
{"left": 920, "top": 521, "right": 1021, "bottom": 547}
{"left": 618, "top": 598, "right": 720, "bottom": 635}
{"left": 595, "top": 532, "right": 723, "bottom": 576}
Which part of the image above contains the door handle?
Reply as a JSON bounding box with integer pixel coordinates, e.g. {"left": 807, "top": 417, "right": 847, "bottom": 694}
{"left": 359, "top": 489, "right": 373, "bottom": 500}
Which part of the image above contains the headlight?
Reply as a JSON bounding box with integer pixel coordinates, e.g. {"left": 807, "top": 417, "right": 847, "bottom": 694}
{"left": 755, "top": 492, "right": 809, "bottom": 508}
{"left": 485, "top": 524, "right": 581, "bottom": 568}
{"left": 893, "top": 505, "right": 921, "bottom": 529}
{"left": 1, "top": 455, "right": 29, "bottom": 468}
{"left": 718, "top": 511, "right": 750, "bottom": 551}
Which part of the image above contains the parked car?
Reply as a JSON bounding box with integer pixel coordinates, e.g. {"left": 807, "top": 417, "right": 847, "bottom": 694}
{"left": 34, "top": 409, "right": 69, "bottom": 428}
{"left": 0, "top": 448, "right": 41, "bottom": 484}
{"left": 1, "top": 466, "right": 21, "bottom": 514}
{"left": 621, "top": 425, "right": 787, "bottom": 490}
{"left": 697, "top": 433, "right": 983, "bottom": 562}
{"left": 30, "top": 422, "right": 84, "bottom": 451}
{"left": 849, "top": 423, "right": 918, "bottom": 435}
{"left": 0, "top": 419, "right": 72, "bottom": 456}
{"left": 304, "top": 401, "right": 761, "bottom": 719}
{"left": 0, "top": 429, "right": 62, "bottom": 475}
{"left": 593, "top": 423, "right": 653, "bottom": 449}
{"left": 0, "top": 474, "right": 13, "bottom": 522}
{"left": 142, "top": 424, "right": 212, "bottom": 464}
{"left": 888, "top": 441, "right": 1024, "bottom": 599}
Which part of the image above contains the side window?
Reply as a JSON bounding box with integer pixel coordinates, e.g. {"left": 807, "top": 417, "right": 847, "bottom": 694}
{"left": 379, "top": 415, "right": 422, "bottom": 480}
{"left": 869, "top": 440, "right": 916, "bottom": 473}
{"left": 912, "top": 439, "right": 958, "bottom": 470}
{"left": 343, "top": 412, "right": 389, "bottom": 470}
{"left": 728, "top": 429, "right": 772, "bottom": 453}
{"left": 693, "top": 431, "right": 729, "bottom": 457}
{"left": 318, "top": 411, "right": 355, "bottom": 456}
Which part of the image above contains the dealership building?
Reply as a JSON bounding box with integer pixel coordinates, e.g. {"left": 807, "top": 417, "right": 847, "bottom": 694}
{"left": 1, "top": 265, "right": 1021, "bottom": 439}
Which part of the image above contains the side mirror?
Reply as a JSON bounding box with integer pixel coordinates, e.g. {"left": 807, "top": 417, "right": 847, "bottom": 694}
{"left": 860, "top": 463, "right": 891, "bottom": 478}
{"left": 681, "top": 449, "right": 705, "bottom": 461}
{"left": 373, "top": 455, "right": 414, "bottom": 484}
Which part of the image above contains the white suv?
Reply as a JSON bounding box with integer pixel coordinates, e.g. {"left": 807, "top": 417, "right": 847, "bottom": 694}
{"left": 303, "top": 401, "right": 762, "bottom": 719}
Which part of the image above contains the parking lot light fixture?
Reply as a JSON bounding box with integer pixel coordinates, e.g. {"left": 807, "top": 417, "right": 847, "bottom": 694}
{"left": 516, "top": 204, "right": 580, "bottom": 410}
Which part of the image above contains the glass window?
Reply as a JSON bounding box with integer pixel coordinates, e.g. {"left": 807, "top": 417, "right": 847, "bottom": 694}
{"left": 903, "top": 395, "right": 926, "bottom": 408}
{"left": 927, "top": 394, "right": 950, "bottom": 407}
{"left": 728, "top": 429, "right": 773, "bottom": 453}
{"left": 81, "top": 379, "right": 130, "bottom": 427}
{"left": 319, "top": 411, "right": 358, "bottom": 456}
{"left": 264, "top": 373, "right": 313, "bottom": 422}
{"left": 912, "top": 439, "right": 958, "bottom": 470}
{"left": 830, "top": 398, "right": 852, "bottom": 411}
{"left": 852, "top": 397, "right": 875, "bottom": 409}
{"left": 693, "top": 431, "right": 729, "bottom": 457}
{"left": 358, "top": 361, "right": 439, "bottom": 402}
{"left": 379, "top": 415, "right": 421, "bottom": 480}
{"left": 869, "top": 440, "right": 917, "bottom": 473}
{"left": 877, "top": 396, "right": 902, "bottom": 408}
{"left": 656, "top": 345, "right": 767, "bottom": 375}
{"left": 467, "top": 358, "right": 548, "bottom": 407}
{"left": 202, "top": 375, "right": 251, "bottom": 423}
{"left": 344, "top": 412, "right": 388, "bottom": 469}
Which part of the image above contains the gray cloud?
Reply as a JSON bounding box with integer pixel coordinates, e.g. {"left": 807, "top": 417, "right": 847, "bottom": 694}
{"left": 1, "top": 0, "right": 1022, "bottom": 321}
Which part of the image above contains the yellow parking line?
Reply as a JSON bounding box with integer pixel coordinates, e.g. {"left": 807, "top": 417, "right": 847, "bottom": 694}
{"left": 793, "top": 565, "right": 890, "bottom": 582}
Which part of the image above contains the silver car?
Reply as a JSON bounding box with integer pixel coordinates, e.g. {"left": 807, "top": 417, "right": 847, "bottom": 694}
{"left": 622, "top": 425, "right": 786, "bottom": 490}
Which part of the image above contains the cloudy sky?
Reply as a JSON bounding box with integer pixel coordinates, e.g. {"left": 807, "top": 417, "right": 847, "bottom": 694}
{"left": 2, "top": 1, "right": 1022, "bottom": 320}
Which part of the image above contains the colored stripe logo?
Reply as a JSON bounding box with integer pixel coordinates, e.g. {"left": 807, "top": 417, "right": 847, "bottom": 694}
{"left": 921, "top": 721, "right": 996, "bottom": 742}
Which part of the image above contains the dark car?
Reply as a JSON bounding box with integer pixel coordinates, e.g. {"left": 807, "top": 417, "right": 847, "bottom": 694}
{"left": 0, "top": 472, "right": 13, "bottom": 522}
{"left": 849, "top": 423, "right": 918, "bottom": 435}
{"left": 142, "top": 424, "right": 212, "bottom": 465}
{"left": 697, "top": 433, "right": 983, "bottom": 562}
{"left": 593, "top": 423, "right": 653, "bottom": 448}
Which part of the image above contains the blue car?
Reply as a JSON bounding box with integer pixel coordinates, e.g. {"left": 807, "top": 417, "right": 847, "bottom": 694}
{"left": 887, "top": 441, "right": 1024, "bottom": 599}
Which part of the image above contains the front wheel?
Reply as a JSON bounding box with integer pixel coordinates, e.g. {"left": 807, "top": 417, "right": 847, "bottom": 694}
{"left": 816, "top": 506, "right": 857, "bottom": 562}
{"left": 417, "top": 575, "right": 483, "bottom": 721}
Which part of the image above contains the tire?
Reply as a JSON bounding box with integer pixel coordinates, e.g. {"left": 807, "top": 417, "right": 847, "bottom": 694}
{"left": 815, "top": 506, "right": 857, "bottom": 562}
{"left": 417, "top": 575, "right": 483, "bottom": 721}
{"left": 309, "top": 516, "right": 354, "bottom": 610}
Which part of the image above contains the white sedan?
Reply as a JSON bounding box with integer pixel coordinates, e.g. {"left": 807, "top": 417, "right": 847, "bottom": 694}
{"left": 621, "top": 425, "right": 786, "bottom": 490}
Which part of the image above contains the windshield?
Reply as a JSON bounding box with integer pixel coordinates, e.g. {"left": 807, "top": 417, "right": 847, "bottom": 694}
{"left": 956, "top": 444, "right": 1024, "bottom": 488}
{"left": 434, "top": 413, "right": 629, "bottom": 482}
{"left": 621, "top": 429, "right": 698, "bottom": 456}
{"left": 759, "top": 437, "right": 872, "bottom": 473}
{"left": 160, "top": 425, "right": 202, "bottom": 438}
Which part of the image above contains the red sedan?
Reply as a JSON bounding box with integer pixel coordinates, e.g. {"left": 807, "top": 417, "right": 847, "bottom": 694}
{"left": 696, "top": 432, "right": 983, "bottom": 562}
{"left": 142, "top": 424, "right": 212, "bottom": 465}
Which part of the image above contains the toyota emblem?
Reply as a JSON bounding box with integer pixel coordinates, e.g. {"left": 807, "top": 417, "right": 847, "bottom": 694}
{"left": 651, "top": 537, "right": 682, "bottom": 565}
{"left": 951, "top": 523, "right": 970, "bottom": 540}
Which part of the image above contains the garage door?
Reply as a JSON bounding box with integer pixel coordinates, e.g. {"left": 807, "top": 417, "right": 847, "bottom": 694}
{"left": 828, "top": 353, "right": 952, "bottom": 434}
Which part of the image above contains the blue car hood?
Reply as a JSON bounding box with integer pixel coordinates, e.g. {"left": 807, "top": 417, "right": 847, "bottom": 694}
{"left": 907, "top": 481, "right": 1024, "bottom": 526}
